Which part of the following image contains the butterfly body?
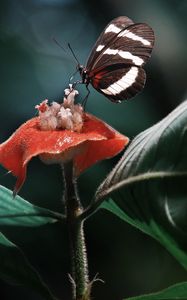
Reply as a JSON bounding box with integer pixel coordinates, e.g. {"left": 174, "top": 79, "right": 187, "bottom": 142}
{"left": 77, "top": 64, "right": 90, "bottom": 85}
{"left": 77, "top": 16, "right": 154, "bottom": 103}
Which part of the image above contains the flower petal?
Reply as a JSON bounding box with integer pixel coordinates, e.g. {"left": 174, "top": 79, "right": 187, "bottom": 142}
{"left": 74, "top": 114, "right": 129, "bottom": 175}
{"left": 0, "top": 113, "right": 129, "bottom": 194}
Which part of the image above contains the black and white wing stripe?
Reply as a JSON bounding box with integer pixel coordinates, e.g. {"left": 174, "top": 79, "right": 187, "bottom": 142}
{"left": 91, "top": 66, "right": 146, "bottom": 102}
{"left": 86, "top": 16, "right": 134, "bottom": 70}
{"left": 89, "top": 23, "right": 154, "bottom": 72}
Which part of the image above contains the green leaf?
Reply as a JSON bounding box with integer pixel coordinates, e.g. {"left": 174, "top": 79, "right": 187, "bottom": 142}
{"left": 0, "top": 231, "right": 57, "bottom": 299}
{"left": 0, "top": 185, "right": 63, "bottom": 226}
{"left": 101, "top": 199, "right": 187, "bottom": 270}
{"left": 83, "top": 100, "right": 187, "bottom": 269}
{"left": 125, "top": 281, "right": 187, "bottom": 299}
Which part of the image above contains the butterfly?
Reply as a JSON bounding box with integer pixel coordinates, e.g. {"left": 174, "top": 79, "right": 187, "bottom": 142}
{"left": 76, "top": 16, "right": 154, "bottom": 103}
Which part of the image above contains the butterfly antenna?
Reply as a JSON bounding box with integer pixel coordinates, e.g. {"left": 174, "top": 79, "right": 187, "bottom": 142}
{"left": 67, "top": 43, "right": 80, "bottom": 65}
{"left": 52, "top": 37, "right": 67, "bottom": 52}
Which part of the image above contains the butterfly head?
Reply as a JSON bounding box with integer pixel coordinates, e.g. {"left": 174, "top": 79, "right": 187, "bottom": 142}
{"left": 77, "top": 64, "right": 89, "bottom": 84}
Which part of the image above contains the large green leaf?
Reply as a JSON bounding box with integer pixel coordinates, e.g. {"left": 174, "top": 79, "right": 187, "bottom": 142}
{"left": 82, "top": 100, "right": 187, "bottom": 269}
{"left": 125, "top": 281, "right": 187, "bottom": 299}
{"left": 0, "top": 231, "right": 58, "bottom": 299}
{"left": 0, "top": 185, "right": 63, "bottom": 226}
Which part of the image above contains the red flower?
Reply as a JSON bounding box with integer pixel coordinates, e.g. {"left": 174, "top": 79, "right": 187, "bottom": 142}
{"left": 0, "top": 89, "right": 129, "bottom": 195}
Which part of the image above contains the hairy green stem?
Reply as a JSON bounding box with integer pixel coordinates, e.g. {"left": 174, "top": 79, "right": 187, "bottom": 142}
{"left": 63, "top": 161, "right": 89, "bottom": 300}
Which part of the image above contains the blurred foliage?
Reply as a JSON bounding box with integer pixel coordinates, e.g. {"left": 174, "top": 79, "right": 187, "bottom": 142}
{"left": 0, "top": 0, "right": 187, "bottom": 299}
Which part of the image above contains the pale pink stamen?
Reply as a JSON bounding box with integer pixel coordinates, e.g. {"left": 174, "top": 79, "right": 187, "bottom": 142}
{"left": 36, "top": 85, "right": 83, "bottom": 132}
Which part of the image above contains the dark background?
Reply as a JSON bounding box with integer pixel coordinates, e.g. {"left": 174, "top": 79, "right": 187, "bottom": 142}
{"left": 0, "top": 0, "right": 187, "bottom": 299}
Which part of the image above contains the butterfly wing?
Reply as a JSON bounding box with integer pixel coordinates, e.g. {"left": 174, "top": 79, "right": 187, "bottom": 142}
{"left": 86, "top": 16, "right": 134, "bottom": 70}
{"left": 86, "top": 16, "right": 154, "bottom": 102}
{"left": 91, "top": 65, "right": 146, "bottom": 102}
{"left": 88, "top": 22, "right": 154, "bottom": 72}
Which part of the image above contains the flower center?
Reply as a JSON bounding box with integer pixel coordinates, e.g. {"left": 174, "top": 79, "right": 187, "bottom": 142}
{"left": 35, "top": 85, "right": 83, "bottom": 132}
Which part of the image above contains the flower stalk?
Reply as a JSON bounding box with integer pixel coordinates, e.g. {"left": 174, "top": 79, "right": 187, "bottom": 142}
{"left": 63, "top": 161, "right": 89, "bottom": 300}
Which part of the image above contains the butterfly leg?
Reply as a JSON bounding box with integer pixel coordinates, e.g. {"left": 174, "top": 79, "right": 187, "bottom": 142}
{"left": 82, "top": 84, "right": 90, "bottom": 109}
